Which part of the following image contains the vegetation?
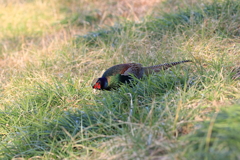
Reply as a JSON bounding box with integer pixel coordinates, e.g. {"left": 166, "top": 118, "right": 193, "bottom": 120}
{"left": 0, "top": 0, "right": 239, "bottom": 159}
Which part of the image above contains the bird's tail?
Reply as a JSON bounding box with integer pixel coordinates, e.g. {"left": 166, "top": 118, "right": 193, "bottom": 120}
{"left": 143, "top": 60, "right": 192, "bottom": 75}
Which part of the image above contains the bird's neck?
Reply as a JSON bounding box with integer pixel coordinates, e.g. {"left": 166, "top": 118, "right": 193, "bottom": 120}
{"left": 100, "top": 77, "right": 108, "bottom": 89}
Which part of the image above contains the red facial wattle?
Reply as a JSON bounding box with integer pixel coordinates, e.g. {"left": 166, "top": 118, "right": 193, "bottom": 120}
{"left": 93, "top": 82, "right": 101, "bottom": 89}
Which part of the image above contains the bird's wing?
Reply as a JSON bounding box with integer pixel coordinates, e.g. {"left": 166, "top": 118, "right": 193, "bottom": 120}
{"left": 122, "top": 63, "right": 144, "bottom": 79}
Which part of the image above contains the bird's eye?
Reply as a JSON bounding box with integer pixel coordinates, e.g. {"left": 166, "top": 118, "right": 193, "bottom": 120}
{"left": 93, "top": 82, "right": 101, "bottom": 89}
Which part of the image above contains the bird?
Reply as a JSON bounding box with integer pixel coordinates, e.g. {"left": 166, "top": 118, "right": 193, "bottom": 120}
{"left": 92, "top": 60, "right": 192, "bottom": 90}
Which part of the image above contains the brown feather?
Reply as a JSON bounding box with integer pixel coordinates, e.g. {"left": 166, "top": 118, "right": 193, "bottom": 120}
{"left": 143, "top": 60, "right": 192, "bottom": 76}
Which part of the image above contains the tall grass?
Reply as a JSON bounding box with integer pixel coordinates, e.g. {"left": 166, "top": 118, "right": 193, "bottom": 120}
{"left": 0, "top": 0, "right": 240, "bottom": 159}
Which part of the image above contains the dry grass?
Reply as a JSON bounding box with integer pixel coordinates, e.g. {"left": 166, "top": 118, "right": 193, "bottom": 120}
{"left": 0, "top": 0, "right": 161, "bottom": 81}
{"left": 59, "top": 0, "right": 163, "bottom": 25}
{"left": 0, "top": 0, "right": 164, "bottom": 108}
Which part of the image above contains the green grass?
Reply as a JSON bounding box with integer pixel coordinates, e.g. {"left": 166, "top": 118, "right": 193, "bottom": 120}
{"left": 183, "top": 105, "right": 240, "bottom": 160}
{"left": 0, "top": 0, "right": 240, "bottom": 159}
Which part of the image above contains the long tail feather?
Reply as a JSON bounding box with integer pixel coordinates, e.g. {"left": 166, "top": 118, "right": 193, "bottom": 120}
{"left": 143, "top": 60, "right": 192, "bottom": 75}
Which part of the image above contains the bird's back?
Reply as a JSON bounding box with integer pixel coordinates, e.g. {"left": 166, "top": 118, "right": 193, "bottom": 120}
{"left": 102, "top": 63, "right": 143, "bottom": 78}
{"left": 101, "top": 60, "right": 191, "bottom": 78}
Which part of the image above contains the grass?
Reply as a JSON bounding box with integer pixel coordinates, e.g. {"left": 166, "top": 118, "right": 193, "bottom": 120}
{"left": 0, "top": 0, "right": 240, "bottom": 159}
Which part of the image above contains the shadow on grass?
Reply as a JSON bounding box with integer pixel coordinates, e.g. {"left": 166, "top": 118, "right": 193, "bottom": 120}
{"left": 0, "top": 70, "right": 192, "bottom": 159}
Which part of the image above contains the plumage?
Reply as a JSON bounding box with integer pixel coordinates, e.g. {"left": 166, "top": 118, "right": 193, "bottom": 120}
{"left": 92, "top": 60, "right": 192, "bottom": 90}
{"left": 231, "top": 66, "right": 240, "bottom": 80}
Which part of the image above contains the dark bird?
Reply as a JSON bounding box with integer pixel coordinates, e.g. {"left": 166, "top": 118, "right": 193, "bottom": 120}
{"left": 92, "top": 60, "right": 192, "bottom": 90}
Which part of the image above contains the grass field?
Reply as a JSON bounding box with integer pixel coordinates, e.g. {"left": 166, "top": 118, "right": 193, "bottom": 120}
{"left": 0, "top": 0, "right": 240, "bottom": 159}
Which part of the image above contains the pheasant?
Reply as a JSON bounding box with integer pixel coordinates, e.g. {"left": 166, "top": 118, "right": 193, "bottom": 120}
{"left": 92, "top": 60, "right": 192, "bottom": 90}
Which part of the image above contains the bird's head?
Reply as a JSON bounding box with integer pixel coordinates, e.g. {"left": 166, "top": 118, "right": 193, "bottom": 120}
{"left": 92, "top": 77, "right": 108, "bottom": 90}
